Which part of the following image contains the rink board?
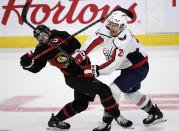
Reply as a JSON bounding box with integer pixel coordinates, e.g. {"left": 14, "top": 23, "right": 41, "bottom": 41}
{"left": 0, "top": 34, "right": 179, "bottom": 48}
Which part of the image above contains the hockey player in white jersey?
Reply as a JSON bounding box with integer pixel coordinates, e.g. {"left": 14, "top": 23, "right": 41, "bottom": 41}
{"left": 72, "top": 9, "right": 166, "bottom": 131}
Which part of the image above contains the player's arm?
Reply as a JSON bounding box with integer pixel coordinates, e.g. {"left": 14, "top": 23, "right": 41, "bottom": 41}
{"left": 81, "top": 31, "right": 104, "bottom": 55}
{"left": 20, "top": 50, "right": 47, "bottom": 73}
{"left": 82, "top": 45, "right": 129, "bottom": 78}
{"left": 72, "top": 31, "right": 104, "bottom": 64}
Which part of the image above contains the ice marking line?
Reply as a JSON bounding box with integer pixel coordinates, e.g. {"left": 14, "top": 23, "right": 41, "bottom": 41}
{"left": 0, "top": 96, "right": 94, "bottom": 112}
{"left": 0, "top": 94, "right": 179, "bottom": 112}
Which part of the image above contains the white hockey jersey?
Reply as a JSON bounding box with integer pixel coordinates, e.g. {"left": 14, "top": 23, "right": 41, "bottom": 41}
{"left": 80, "top": 24, "right": 148, "bottom": 76}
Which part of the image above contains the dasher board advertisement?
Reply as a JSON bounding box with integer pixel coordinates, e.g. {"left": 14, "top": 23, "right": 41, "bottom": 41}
{"left": 0, "top": 0, "right": 146, "bottom": 36}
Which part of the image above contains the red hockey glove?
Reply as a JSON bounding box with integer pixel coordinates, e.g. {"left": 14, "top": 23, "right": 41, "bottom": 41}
{"left": 84, "top": 64, "right": 99, "bottom": 78}
{"left": 71, "top": 49, "right": 86, "bottom": 65}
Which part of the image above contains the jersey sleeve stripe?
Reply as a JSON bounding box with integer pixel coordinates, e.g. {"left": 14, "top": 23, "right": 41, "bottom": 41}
{"left": 85, "top": 36, "right": 104, "bottom": 55}
{"left": 57, "top": 37, "right": 69, "bottom": 45}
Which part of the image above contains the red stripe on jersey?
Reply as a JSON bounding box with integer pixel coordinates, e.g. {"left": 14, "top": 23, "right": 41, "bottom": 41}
{"left": 32, "top": 38, "right": 68, "bottom": 60}
{"left": 101, "top": 96, "right": 113, "bottom": 103}
{"left": 56, "top": 37, "right": 69, "bottom": 45}
{"left": 86, "top": 36, "right": 104, "bottom": 55}
{"left": 128, "top": 56, "right": 148, "bottom": 69}
{"left": 98, "top": 48, "right": 117, "bottom": 70}
{"left": 32, "top": 46, "right": 55, "bottom": 60}
{"left": 105, "top": 103, "right": 118, "bottom": 110}
{"left": 60, "top": 70, "right": 70, "bottom": 75}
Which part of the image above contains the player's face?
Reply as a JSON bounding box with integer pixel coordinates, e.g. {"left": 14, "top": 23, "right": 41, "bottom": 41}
{"left": 36, "top": 32, "right": 50, "bottom": 44}
{"left": 107, "top": 22, "right": 120, "bottom": 37}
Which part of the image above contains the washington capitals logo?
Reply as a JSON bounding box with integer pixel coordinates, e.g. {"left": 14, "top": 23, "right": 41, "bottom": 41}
{"left": 103, "top": 48, "right": 111, "bottom": 60}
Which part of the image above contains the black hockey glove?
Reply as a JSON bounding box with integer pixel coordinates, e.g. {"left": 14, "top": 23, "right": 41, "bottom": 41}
{"left": 20, "top": 51, "right": 34, "bottom": 68}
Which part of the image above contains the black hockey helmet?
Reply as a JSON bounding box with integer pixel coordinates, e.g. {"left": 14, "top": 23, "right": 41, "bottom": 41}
{"left": 33, "top": 24, "right": 50, "bottom": 37}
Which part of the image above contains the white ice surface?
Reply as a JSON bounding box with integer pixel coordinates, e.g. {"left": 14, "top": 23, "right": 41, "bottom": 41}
{"left": 0, "top": 46, "right": 179, "bottom": 131}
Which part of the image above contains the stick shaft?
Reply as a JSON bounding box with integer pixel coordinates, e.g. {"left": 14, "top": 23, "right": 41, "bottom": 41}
{"left": 21, "top": 3, "right": 131, "bottom": 61}
{"left": 21, "top": 3, "right": 112, "bottom": 60}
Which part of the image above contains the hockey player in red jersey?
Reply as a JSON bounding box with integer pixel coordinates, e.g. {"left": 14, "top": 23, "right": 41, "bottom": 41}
{"left": 73, "top": 9, "right": 166, "bottom": 131}
{"left": 20, "top": 24, "right": 133, "bottom": 130}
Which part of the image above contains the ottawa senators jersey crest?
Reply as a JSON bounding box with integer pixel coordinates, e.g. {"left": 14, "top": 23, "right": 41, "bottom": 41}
{"left": 49, "top": 52, "right": 70, "bottom": 68}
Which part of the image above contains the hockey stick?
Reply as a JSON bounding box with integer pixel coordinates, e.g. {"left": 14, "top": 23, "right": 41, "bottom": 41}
{"left": 117, "top": 8, "right": 133, "bottom": 19}
{"left": 21, "top": 2, "right": 113, "bottom": 60}
{"left": 21, "top": 2, "right": 35, "bottom": 30}
{"left": 22, "top": 2, "right": 133, "bottom": 60}
{"left": 22, "top": 2, "right": 110, "bottom": 60}
{"left": 21, "top": 2, "right": 71, "bottom": 60}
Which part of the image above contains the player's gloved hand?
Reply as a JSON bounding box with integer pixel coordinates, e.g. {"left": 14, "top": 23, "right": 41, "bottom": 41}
{"left": 20, "top": 51, "right": 34, "bottom": 68}
{"left": 84, "top": 64, "right": 99, "bottom": 78}
{"left": 71, "top": 49, "right": 86, "bottom": 65}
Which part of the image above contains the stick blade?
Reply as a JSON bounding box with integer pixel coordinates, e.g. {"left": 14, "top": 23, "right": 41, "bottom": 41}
{"left": 21, "top": 2, "right": 30, "bottom": 22}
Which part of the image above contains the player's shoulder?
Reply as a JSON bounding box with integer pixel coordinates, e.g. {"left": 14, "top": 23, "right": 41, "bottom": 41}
{"left": 113, "top": 28, "right": 133, "bottom": 47}
{"left": 117, "top": 28, "right": 133, "bottom": 41}
{"left": 50, "top": 30, "right": 70, "bottom": 38}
